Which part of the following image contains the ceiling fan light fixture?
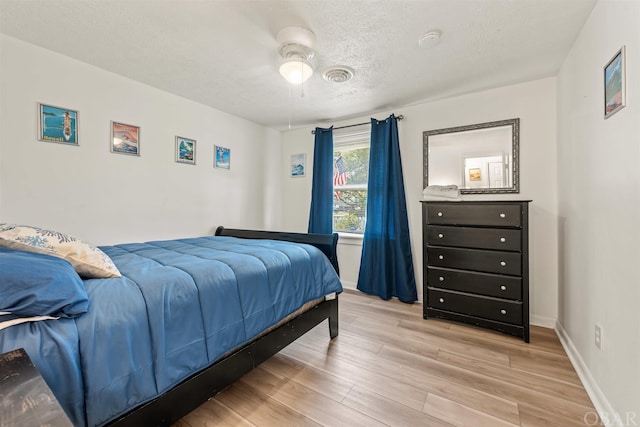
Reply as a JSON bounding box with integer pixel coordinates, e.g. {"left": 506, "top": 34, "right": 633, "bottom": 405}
{"left": 279, "top": 56, "right": 314, "bottom": 84}
{"left": 276, "top": 26, "right": 316, "bottom": 85}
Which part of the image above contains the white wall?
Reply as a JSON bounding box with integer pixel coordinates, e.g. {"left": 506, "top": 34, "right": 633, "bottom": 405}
{"left": 281, "top": 77, "right": 559, "bottom": 326}
{"left": 556, "top": 0, "right": 639, "bottom": 422}
{"left": 0, "top": 35, "right": 281, "bottom": 245}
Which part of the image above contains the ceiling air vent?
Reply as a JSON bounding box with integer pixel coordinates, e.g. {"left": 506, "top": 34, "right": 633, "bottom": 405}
{"left": 322, "top": 66, "right": 354, "bottom": 83}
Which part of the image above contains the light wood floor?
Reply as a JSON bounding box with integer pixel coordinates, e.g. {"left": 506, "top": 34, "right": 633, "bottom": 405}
{"left": 175, "top": 291, "right": 601, "bottom": 426}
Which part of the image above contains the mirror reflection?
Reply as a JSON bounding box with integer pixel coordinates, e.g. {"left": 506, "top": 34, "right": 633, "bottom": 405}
{"left": 423, "top": 118, "right": 519, "bottom": 194}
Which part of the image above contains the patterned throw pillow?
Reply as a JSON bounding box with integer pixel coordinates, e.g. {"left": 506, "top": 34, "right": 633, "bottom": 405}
{"left": 0, "top": 224, "right": 121, "bottom": 279}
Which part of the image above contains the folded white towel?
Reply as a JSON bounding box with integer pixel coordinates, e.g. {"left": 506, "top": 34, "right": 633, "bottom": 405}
{"left": 423, "top": 195, "right": 462, "bottom": 201}
{"left": 422, "top": 185, "right": 461, "bottom": 201}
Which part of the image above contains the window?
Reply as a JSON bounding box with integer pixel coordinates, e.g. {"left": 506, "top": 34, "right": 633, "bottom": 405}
{"left": 333, "top": 130, "right": 370, "bottom": 234}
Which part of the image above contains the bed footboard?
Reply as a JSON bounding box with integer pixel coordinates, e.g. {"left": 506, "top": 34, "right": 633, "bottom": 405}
{"left": 108, "top": 227, "right": 341, "bottom": 427}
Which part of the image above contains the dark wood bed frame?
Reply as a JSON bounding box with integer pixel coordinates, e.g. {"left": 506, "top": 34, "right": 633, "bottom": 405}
{"left": 108, "top": 227, "right": 340, "bottom": 426}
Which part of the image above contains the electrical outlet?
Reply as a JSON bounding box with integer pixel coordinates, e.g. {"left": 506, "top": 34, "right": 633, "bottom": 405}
{"left": 595, "top": 324, "right": 603, "bottom": 350}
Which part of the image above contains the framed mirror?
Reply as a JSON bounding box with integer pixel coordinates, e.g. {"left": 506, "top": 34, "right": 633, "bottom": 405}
{"left": 423, "top": 118, "right": 519, "bottom": 194}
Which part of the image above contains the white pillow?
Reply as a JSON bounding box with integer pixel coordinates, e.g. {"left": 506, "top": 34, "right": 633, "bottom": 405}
{"left": 0, "top": 224, "right": 121, "bottom": 279}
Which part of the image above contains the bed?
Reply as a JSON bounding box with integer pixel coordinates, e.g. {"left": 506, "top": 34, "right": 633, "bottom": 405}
{"left": 0, "top": 226, "right": 342, "bottom": 426}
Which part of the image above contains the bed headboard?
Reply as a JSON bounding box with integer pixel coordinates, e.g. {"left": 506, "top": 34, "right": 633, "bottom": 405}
{"left": 214, "top": 227, "right": 339, "bottom": 275}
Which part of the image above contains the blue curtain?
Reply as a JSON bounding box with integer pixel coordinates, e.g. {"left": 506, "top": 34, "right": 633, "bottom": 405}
{"left": 357, "top": 115, "right": 417, "bottom": 302}
{"left": 308, "top": 127, "right": 334, "bottom": 234}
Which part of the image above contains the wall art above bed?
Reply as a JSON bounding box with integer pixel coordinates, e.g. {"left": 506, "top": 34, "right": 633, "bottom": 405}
{"left": 176, "top": 136, "right": 196, "bottom": 165}
{"left": 215, "top": 145, "right": 230, "bottom": 169}
{"left": 110, "top": 121, "right": 140, "bottom": 156}
{"left": 38, "top": 103, "right": 78, "bottom": 146}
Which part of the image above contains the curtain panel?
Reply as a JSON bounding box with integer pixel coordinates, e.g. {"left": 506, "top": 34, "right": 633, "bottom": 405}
{"left": 357, "top": 115, "right": 417, "bottom": 302}
{"left": 308, "top": 127, "right": 334, "bottom": 235}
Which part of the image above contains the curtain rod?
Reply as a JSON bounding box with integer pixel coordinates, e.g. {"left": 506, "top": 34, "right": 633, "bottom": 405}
{"left": 311, "top": 115, "right": 404, "bottom": 134}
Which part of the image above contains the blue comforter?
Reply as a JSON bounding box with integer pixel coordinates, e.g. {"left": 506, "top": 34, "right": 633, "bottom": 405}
{"left": 0, "top": 236, "right": 342, "bottom": 426}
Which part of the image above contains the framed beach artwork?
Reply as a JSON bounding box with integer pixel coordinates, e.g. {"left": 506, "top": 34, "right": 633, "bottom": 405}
{"left": 111, "top": 121, "right": 140, "bottom": 156}
{"left": 38, "top": 103, "right": 78, "bottom": 145}
{"left": 215, "top": 145, "right": 230, "bottom": 169}
{"left": 175, "top": 136, "right": 196, "bottom": 165}
{"left": 290, "top": 153, "right": 306, "bottom": 177}
{"left": 604, "top": 46, "right": 626, "bottom": 119}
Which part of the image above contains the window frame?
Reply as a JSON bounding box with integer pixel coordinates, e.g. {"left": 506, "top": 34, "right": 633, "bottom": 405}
{"left": 332, "top": 129, "right": 370, "bottom": 236}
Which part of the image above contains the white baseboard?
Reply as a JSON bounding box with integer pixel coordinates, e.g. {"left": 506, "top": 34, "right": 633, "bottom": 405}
{"left": 555, "top": 321, "right": 621, "bottom": 427}
{"left": 340, "top": 280, "right": 357, "bottom": 291}
{"left": 531, "top": 314, "right": 556, "bottom": 329}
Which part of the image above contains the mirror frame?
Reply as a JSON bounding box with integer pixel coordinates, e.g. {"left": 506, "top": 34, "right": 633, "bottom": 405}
{"left": 423, "top": 118, "right": 520, "bottom": 194}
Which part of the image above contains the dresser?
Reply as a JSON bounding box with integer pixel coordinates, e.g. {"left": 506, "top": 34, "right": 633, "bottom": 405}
{"left": 421, "top": 201, "right": 531, "bottom": 342}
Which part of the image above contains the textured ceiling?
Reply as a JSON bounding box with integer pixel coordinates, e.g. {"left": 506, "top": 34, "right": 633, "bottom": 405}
{"left": 0, "top": 0, "right": 597, "bottom": 130}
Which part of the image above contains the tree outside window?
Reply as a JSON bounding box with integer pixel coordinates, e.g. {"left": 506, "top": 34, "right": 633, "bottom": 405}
{"left": 333, "top": 131, "right": 369, "bottom": 234}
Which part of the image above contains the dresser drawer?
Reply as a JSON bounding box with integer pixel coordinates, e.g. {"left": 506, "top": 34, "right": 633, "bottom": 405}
{"left": 427, "top": 267, "right": 522, "bottom": 299}
{"left": 426, "top": 203, "right": 522, "bottom": 227}
{"left": 427, "top": 246, "right": 521, "bottom": 276}
{"left": 427, "top": 226, "right": 521, "bottom": 251}
{"left": 428, "top": 289, "right": 523, "bottom": 325}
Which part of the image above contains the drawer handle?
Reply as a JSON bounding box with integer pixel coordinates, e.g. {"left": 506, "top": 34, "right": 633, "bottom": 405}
{"left": 500, "top": 261, "right": 507, "bottom": 267}
{"left": 439, "top": 255, "right": 444, "bottom": 260}
{"left": 439, "top": 276, "right": 445, "bottom": 282}
{"left": 500, "top": 309, "right": 507, "bottom": 315}
{"left": 499, "top": 213, "right": 506, "bottom": 218}
{"left": 439, "top": 298, "right": 445, "bottom": 303}
{"left": 500, "top": 285, "right": 507, "bottom": 291}
{"left": 438, "top": 233, "right": 444, "bottom": 238}
{"left": 437, "top": 212, "right": 443, "bottom": 217}
{"left": 500, "top": 237, "right": 506, "bottom": 243}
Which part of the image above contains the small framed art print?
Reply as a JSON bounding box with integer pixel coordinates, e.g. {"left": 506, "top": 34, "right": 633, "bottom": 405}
{"left": 176, "top": 136, "right": 196, "bottom": 165}
{"left": 290, "top": 153, "right": 306, "bottom": 177}
{"left": 215, "top": 145, "right": 230, "bottom": 169}
{"left": 604, "top": 46, "right": 626, "bottom": 119}
{"left": 111, "top": 121, "right": 140, "bottom": 155}
{"left": 468, "top": 168, "right": 482, "bottom": 181}
{"left": 38, "top": 103, "right": 78, "bottom": 145}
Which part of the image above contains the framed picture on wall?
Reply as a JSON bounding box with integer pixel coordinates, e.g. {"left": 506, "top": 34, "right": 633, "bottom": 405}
{"left": 175, "top": 136, "right": 196, "bottom": 165}
{"left": 110, "top": 121, "right": 140, "bottom": 155}
{"left": 290, "top": 153, "right": 306, "bottom": 177}
{"left": 38, "top": 103, "right": 78, "bottom": 145}
{"left": 604, "top": 45, "right": 626, "bottom": 119}
{"left": 468, "top": 168, "right": 482, "bottom": 181}
{"left": 215, "top": 145, "right": 230, "bottom": 169}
